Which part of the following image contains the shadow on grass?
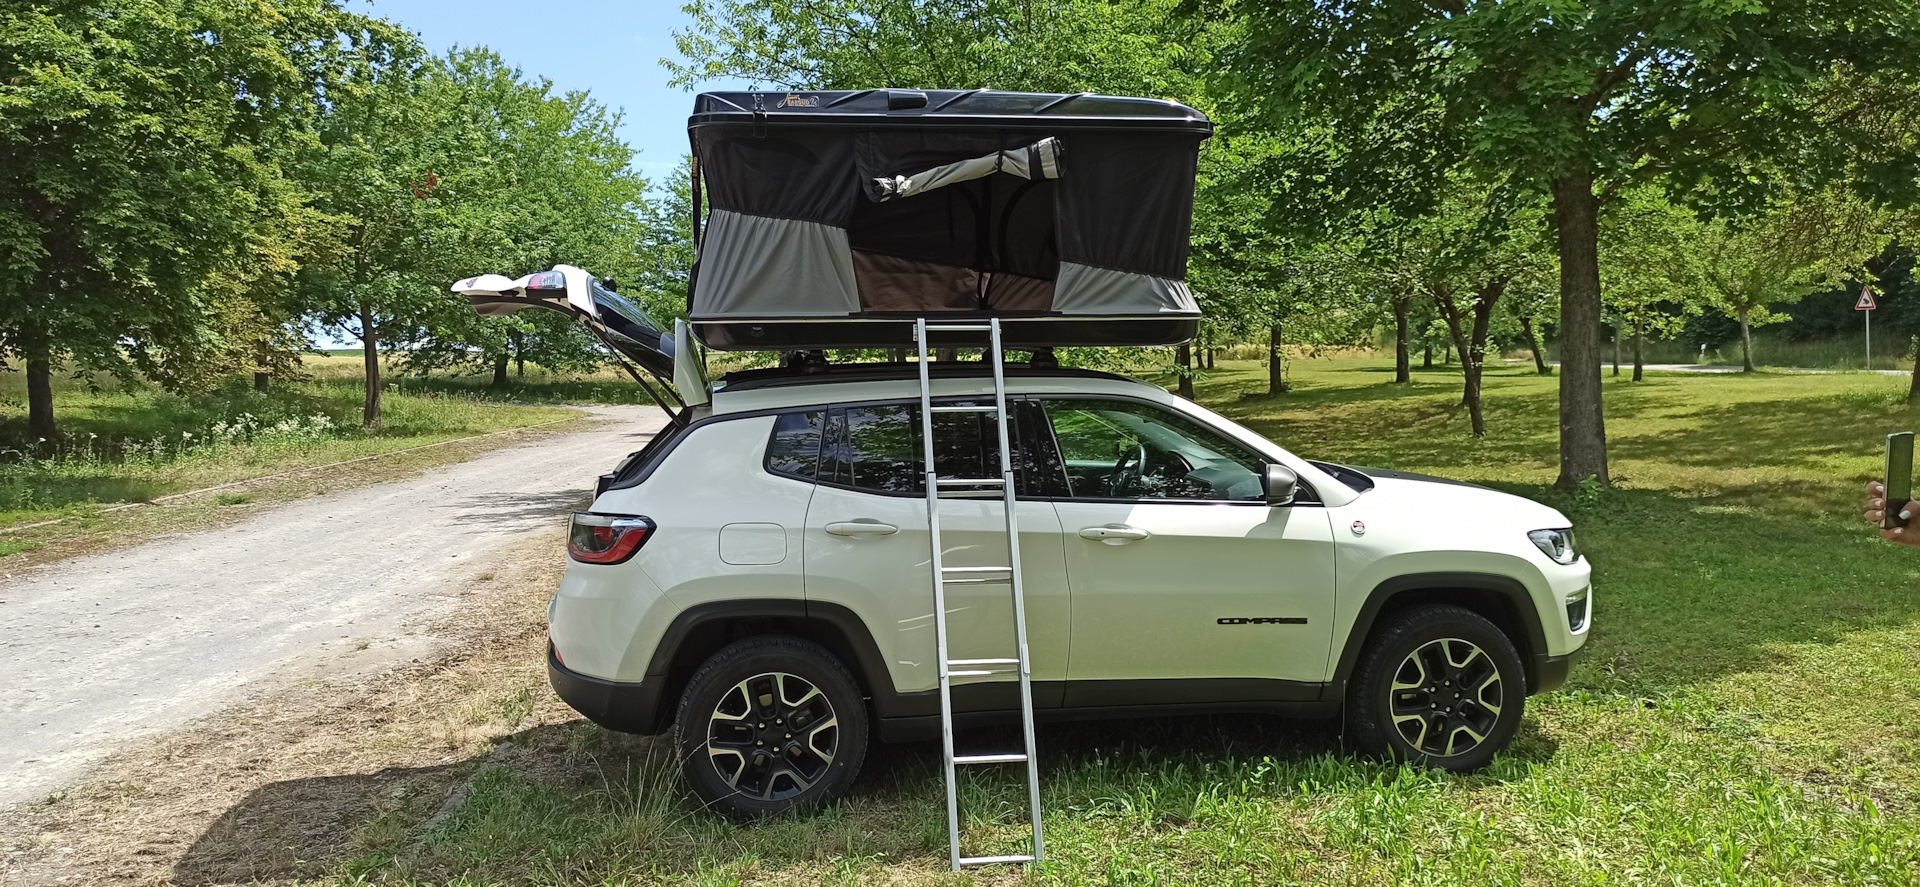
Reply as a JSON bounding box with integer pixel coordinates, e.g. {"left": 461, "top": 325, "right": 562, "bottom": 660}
{"left": 172, "top": 706, "right": 1567, "bottom": 885}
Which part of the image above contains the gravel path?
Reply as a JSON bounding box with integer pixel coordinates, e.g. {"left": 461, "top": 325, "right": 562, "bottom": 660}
{"left": 0, "top": 405, "right": 666, "bottom": 810}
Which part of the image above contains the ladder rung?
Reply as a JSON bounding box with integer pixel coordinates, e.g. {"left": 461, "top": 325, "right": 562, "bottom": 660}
{"left": 948, "top": 658, "right": 1020, "bottom": 665}
{"left": 936, "top": 477, "right": 1005, "bottom": 486}
{"left": 925, "top": 323, "right": 995, "bottom": 332}
{"left": 930, "top": 404, "right": 997, "bottom": 413}
{"left": 960, "top": 854, "right": 1037, "bottom": 866}
{"left": 942, "top": 565, "right": 1011, "bottom": 573}
{"left": 953, "top": 753, "right": 1029, "bottom": 765}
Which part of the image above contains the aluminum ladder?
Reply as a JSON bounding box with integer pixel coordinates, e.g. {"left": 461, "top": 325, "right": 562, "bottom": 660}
{"left": 913, "top": 317, "right": 1045, "bottom": 871}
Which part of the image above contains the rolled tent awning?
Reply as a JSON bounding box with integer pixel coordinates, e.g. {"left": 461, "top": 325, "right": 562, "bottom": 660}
{"left": 685, "top": 89, "right": 1210, "bottom": 350}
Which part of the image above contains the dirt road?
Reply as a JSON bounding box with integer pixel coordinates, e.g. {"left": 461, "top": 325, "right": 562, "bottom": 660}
{"left": 0, "top": 405, "right": 666, "bottom": 811}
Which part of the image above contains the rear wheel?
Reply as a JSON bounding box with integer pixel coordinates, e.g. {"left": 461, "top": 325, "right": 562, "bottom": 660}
{"left": 1345, "top": 604, "right": 1526, "bottom": 772}
{"left": 673, "top": 636, "right": 869, "bottom": 817}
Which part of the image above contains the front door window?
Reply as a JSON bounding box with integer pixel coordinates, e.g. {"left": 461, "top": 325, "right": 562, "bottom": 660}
{"left": 1041, "top": 399, "right": 1265, "bottom": 501}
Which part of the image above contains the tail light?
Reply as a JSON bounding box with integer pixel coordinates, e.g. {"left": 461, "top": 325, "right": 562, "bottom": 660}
{"left": 568, "top": 513, "right": 655, "bottom": 564}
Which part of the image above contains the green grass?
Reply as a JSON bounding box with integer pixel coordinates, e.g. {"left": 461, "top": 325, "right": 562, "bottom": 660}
{"left": 0, "top": 354, "right": 608, "bottom": 532}
{"left": 229, "top": 356, "right": 1920, "bottom": 886}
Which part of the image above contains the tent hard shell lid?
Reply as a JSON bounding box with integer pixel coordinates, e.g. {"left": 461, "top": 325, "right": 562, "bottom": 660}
{"left": 686, "top": 89, "right": 1213, "bottom": 350}
{"left": 453, "top": 265, "right": 710, "bottom": 422}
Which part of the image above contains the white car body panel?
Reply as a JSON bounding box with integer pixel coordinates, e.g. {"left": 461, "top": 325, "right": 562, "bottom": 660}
{"left": 1052, "top": 499, "right": 1337, "bottom": 683}
{"left": 803, "top": 488, "right": 1070, "bottom": 695}
{"left": 551, "top": 369, "right": 1589, "bottom": 704}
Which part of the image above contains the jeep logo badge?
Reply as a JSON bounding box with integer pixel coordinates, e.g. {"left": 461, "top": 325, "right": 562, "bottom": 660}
{"left": 1217, "top": 617, "right": 1308, "bottom": 625}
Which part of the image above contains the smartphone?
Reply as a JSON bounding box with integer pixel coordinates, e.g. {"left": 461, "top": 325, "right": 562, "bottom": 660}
{"left": 1885, "top": 432, "right": 1914, "bottom": 530}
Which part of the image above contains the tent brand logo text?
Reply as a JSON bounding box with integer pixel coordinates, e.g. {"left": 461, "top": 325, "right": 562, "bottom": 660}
{"left": 779, "top": 94, "right": 819, "bottom": 108}
{"left": 1217, "top": 617, "right": 1308, "bottom": 625}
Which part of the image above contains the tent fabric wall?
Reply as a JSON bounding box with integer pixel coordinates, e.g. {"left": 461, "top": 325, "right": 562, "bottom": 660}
{"left": 685, "top": 90, "right": 1209, "bottom": 348}
{"left": 697, "top": 210, "right": 861, "bottom": 317}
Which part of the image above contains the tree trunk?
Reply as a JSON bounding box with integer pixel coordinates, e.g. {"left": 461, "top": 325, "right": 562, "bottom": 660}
{"left": 1433, "top": 282, "right": 1503, "bottom": 437}
{"left": 1205, "top": 347, "right": 1216, "bottom": 370}
{"left": 935, "top": 348, "right": 958, "bottom": 362}
{"left": 1423, "top": 344, "right": 1433, "bottom": 368}
{"left": 1462, "top": 282, "right": 1503, "bottom": 437}
{"left": 359, "top": 306, "right": 382, "bottom": 429}
{"left": 1176, "top": 343, "right": 1196, "bottom": 400}
{"left": 511, "top": 330, "right": 526, "bottom": 377}
{"left": 24, "top": 332, "right": 56, "bottom": 443}
{"left": 1519, "top": 315, "right": 1550, "bottom": 374}
{"left": 1611, "top": 325, "right": 1621, "bottom": 377}
{"left": 1551, "top": 171, "right": 1609, "bottom": 488}
{"left": 254, "top": 371, "right": 270, "bottom": 392}
{"left": 1632, "top": 320, "right": 1645, "bottom": 382}
{"left": 1268, "top": 323, "right": 1288, "bottom": 395}
{"left": 1738, "top": 308, "right": 1754, "bottom": 372}
{"left": 491, "top": 351, "right": 510, "bottom": 389}
{"left": 1909, "top": 336, "right": 1920, "bottom": 400}
{"left": 1443, "top": 341, "right": 1453, "bottom": 364}
{"left": 1393, "top": 297, "right": 1411, "bottom": 383}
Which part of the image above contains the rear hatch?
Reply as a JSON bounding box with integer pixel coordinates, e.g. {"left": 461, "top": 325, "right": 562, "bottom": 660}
{"left": 452, "top": 264, "right": 709, "bottom": 420}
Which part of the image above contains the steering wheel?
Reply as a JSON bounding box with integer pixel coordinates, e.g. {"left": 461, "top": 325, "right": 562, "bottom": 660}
{"left": 1108, "top": 441, "right": 1148, "bottom": 497}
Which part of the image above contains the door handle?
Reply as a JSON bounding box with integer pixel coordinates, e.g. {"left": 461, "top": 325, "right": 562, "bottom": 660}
{"left": 1078, "top": 524, "right": 1150, "bottom": 544}
{"left": 826, "top": 520, "right": 899, "bottom": 537}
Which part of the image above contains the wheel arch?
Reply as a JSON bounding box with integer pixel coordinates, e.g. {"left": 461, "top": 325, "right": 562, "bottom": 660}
{"left": 640, "top": 599, "right": 901, "bottom": 730}
{"left": 1330, "top": 572, "right": 1551, "bottom": 696}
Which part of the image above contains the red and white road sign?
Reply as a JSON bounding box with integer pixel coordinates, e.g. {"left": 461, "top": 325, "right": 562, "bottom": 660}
{"left": 1857, "top": 286, "right": 1878, "bottom": 310}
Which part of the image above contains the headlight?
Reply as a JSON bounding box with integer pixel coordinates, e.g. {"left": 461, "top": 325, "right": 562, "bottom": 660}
{"left": 1528, "top": 528, "right": 1578, "bottom": 565}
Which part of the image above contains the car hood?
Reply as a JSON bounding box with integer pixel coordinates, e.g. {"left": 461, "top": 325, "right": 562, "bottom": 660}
{"left": 1344, "top": 465, "right": 1572, "bottom": 532}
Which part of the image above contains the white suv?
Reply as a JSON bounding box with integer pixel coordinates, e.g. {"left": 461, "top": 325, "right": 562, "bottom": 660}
{"left": 549, "top": 360, "right": 1590, "bottom": 816}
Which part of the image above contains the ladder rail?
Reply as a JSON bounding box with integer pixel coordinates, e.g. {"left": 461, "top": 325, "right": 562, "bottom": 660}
{"left": 988, "top": 319, "right": 1047, "bottom": 866}
{"left": 916, "top": 316, "right": 1044, "bottom": 872}
{"left": 914, "top": 318, "right": 965, "bottom": 872}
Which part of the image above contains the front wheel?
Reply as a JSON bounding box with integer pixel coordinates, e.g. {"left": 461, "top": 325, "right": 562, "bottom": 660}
{"left": 673, "top": 635, "right": 869, "bottom": 818}
{"left": 1345, "top": 604, "right": 1526, "bottom": 772}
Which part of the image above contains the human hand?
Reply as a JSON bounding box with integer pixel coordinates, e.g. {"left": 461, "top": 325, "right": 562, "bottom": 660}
{"left": 1865, "top": 481, "right": 1920, "bottom": 547}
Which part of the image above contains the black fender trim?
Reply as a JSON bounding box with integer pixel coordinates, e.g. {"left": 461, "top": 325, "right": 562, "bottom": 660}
{"left": 1327, "top": 572, "right": 1555, "bottom": 700}
{"left": 549, "top": 643, "right": 668, "bottom": 734}
{"left": 631, "top": 598, "right": 928, "bottom": 728}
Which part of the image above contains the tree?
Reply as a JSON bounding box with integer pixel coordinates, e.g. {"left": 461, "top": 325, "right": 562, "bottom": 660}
{"left": 0, "top": 0, "right": 396, "bottom": 440}
{"left": 1601, "top": 190, "right": 1707, "bottom": 380}
{"left": 301, "top": 48, "right": 652, "bottom": 425}
{"left": 1232, "top": 0, "right": 1920, "bottom": 487}
{"left": 400, "top": 52, "right": 655, "bottom": 387}
{"left": 1697, "top": 219, "right": 1828, "bottom": 373}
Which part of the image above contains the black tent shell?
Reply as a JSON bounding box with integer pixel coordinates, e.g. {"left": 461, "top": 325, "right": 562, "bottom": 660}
{"left": 687, "top": 89, "right": 1212, "bottom": 351}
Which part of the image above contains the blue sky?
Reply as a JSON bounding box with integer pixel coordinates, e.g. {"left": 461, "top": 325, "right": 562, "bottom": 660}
{"left": 353, "top": 0, "right": 748, "bottom": 183}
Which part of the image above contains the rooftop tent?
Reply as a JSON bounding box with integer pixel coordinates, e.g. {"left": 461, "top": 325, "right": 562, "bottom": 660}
{"left": 686, "top": 89, "right": 1212, "bottom": 350}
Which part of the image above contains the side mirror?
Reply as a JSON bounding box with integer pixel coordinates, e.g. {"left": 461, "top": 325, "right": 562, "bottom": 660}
{"left": 1262, "top": 463, "right": 1298, "bottom": 506}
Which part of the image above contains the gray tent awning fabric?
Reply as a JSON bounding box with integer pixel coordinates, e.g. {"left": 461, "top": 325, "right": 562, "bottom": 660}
{"left": 1052, "top": 262, "right": 1198, "bottom": 315}
{"left": 866, "top": 137, "right": 1063, "bottom": 202}
{"left": 696, "top": 210, "right": 861, "bottom": 317}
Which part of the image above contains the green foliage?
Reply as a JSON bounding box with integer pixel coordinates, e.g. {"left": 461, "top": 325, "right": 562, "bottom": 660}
{"left": 0, "top": 0, "right": 404, "bottom": 434}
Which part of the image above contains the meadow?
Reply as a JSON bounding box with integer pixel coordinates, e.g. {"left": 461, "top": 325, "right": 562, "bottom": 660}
{"left": 0, "top": 356, "right": 647, "bottom": 553}
{"left": 202, "top": 356, "right": 1918, "bottom": 886}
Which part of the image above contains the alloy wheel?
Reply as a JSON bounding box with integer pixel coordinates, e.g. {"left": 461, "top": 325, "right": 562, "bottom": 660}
{"left": 706, "top": 671, "right": 840, "bottom": 801}
{"left": 1388, "top": 637, "right": 1504, "bottom": 758}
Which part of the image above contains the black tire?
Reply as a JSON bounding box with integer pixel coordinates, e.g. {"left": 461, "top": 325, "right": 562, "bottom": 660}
{"left": 1344, "top": 604, "right": 1526, "bottom": 772}
{"left": 673, "top": 635, "right": 869, "bottom": 818}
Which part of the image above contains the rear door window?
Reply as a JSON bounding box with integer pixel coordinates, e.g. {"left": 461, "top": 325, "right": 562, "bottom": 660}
{"left": 818, "top": 401, "right": 1031, "bottom": 496}
{"left": 765, "top": 410, "right": 827, "bottom": 480}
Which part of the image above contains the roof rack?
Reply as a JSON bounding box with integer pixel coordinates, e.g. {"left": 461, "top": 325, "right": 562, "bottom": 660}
{"left": 716, "top": 359, "right": 1128, "bottom": 393}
